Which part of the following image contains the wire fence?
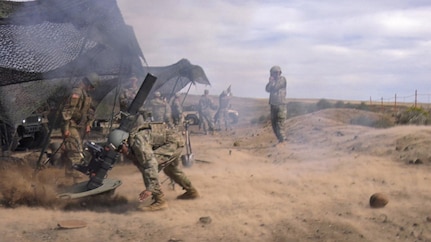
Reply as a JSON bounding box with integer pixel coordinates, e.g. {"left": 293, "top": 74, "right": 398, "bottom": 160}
{"left": 369, "top": 90, "right": 431, "bottom": 113}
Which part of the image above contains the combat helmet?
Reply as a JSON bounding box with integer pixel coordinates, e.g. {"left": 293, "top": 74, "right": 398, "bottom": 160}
{"left": 83, "top": 72, "right": 100, "bottom": 88}
{"left": 154, "top": 91, "right": 161, "bottom": 97}
{"left": 270, "top": 66, "right": 282, "bottom": 73}
{"left": 107, "top": 129, "right": 129, "bottom": 150}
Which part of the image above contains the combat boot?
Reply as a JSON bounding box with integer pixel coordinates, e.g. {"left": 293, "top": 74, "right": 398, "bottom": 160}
{"left": 139, "top": 194, "right": 168, "bottom": 211}
{"left": 177, "top": 187, "right": 199, "bottom": 199}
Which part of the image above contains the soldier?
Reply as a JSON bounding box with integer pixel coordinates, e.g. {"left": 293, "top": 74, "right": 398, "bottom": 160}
{"left": 119, "top": 76, "right": 139, "bottom": 112}
{"left": 170, "top": 93, "right": 183, "bottom": 127}
{"left": 107, "top": 122, "right": 199, "bottom": 212}
{"left": 265, "top": 66, "right": 287, "bottom": 145}
{"left": 149, "top": 91, "right": 172, "bottom": 124}
{"left": 215, "top": 90, "right": 232, "bottom": 131}
{"left": 61, "top": 73, "right": 98, "bottom": 180}
{"left": 198, "top": 89, "right": 217, "bottom": 135}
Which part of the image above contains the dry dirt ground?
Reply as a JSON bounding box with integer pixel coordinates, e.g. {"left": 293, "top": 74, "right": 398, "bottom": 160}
{"left": 1, "top": 97, "right": 431, "bottom": 242}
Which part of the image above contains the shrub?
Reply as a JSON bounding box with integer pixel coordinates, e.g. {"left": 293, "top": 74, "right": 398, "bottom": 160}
{"left": 373, "top": 116, "right": 394, "bottom": 128}
{"left": 316, "top": 99, "right": 333, "bottom": 110}
{"left": 395, "top": 106, "right": 431, "bottom": 125}
{"left": 334, "top": 101, "right": 345, "bottom": 108}
{"left": 357, "top": 102, "right": 369, "bottom": 111}
{"left": 351, "top": 115, "right": 393, "bottom": 128}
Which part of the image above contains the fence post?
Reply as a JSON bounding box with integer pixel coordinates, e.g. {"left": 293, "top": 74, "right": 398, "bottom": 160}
{"left": 394, "top": 94, "right": 397, "bottom": 113}
{"left": 415, "top": 90, "right": 417, "bottom": 108}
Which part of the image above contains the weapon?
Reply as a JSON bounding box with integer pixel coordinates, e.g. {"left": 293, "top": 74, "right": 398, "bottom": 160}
{"left": 181, "top": 119, "right": 194, "bottom": 167}
{"left": 79, "top": 73, "right": 157, "bottom": 188}
{"left": 56, "top": 139, "right": 123, "bottom": 199}
{"left": 73, "top": 141, "right": 119, "bottom": 190}
{"left": 119, "top": 73, "right": 157, "bottom": 132}
{"left": 127, "top": 74, "right": 157, "bottom": 115}
{"left": 57, "top": 73, "right": 157, "bottom": 199}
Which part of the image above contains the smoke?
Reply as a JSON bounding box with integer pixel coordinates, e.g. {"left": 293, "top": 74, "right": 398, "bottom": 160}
{"left": 0, "top": 160, "right": 61, "bottom": 208}
{"left": 0, "top": 154, "right": 128, "bottom": 211}
{"left": 0, "top": 0, "right": 144, "bottom": 127}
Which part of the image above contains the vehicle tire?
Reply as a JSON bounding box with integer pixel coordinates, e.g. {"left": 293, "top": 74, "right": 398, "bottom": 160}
{"left": 185, "top": 114, "right": 200, "bottom": 125}
{"left": 229, "top": 113, "right": 239, "bottom": 124}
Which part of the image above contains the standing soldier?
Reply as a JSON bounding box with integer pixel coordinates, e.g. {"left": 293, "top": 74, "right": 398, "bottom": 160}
{"left": 170, "top": 93, "right": 183, "bottom": 127}
{"left": 265, "top": 66, "right": 287, "bottom": 145}
{"left": 61, "top": 73, "right": 99, "bottom": 180}
{"left": 198, "top": 89, "right": 217, "bottom": 135}
{"left": 215, "top": 89, "right": 232, "bottom": 131}
{"left": 119, "top": 76, "right": 139, "bottom": 112}
{"left": 149, "top": 91, "right": 172, "bottom": 125}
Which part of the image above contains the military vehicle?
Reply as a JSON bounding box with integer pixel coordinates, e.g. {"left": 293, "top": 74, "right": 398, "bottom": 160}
{"left": 1, "top": 105, "right": 51, "bottom": 152}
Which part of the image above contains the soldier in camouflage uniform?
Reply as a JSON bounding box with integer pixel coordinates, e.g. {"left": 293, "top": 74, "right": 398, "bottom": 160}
{"left": 198, "top": 89, "right": 217, "bottom": 135}
{"left": 149, "top": 91, "right": 172, "bottom": 125}
{"left": 119, "top": 76, "right": 139, "bottom": 112}
{"left": 61, "top": 73, "right": 98, "bottom": 180}
{"left": 215, "top": 90, "right": 231, "bottom": 131}
{"left": 265, "top": 66, "right": 287, "bottom": 144}
{"left": 170, "top": 93, "right": 183, "bottom": 127}
{"left": 107, "top": 121, "right": 199, "bottom": 212}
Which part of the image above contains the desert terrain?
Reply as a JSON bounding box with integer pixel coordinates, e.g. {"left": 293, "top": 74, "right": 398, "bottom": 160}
{"left": 1, "top": 96, "right": 431, "bottom": 242}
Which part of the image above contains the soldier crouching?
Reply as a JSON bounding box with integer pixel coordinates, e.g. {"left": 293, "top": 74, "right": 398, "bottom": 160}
{"left": 108, "top": 120, "right": 199, "bottom": 211}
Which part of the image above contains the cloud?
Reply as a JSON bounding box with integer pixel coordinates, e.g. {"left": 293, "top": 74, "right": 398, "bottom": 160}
{"left": 117, "top": 0, "right": 431, "bottom": 101}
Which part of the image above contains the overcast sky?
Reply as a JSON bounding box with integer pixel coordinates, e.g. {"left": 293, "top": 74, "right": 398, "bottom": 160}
{"left": 117, "top": 0, "right": 431, "bottom": 102}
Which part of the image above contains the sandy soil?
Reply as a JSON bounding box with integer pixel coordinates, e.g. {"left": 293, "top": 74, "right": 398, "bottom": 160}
{"left": 1, "top": 101, "right": 431, "bottom": 242}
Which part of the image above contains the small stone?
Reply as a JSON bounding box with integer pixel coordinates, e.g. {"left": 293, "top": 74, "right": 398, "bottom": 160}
{"left": 369, "top": 193, "right": 389, "bottom": 208}
{"left": 199, "top": 216, "right": 212, "bottom": 224}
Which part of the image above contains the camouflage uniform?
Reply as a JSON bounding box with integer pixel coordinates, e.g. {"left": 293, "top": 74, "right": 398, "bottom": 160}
{"left": 61, "top": 85, "right": 94, "bottom": 177}
{"left": 119, "top": 77, "right": 139, "bottom": 112}
{"left": 149, "top": 95, "right": 172, "bottom": 124}
{"left": 170, "top": 95, "right": 183, "bottom": 126}
{"left": 265, "top": 66, "right": 287, "bottom": 143}
{"left": 119, "top": 87, "right": 138, "bottom": 112}
{"left": 124, "top": 122, "right": 198, "bottom": 209}
{"left": 215, "top": 91, "right": 231, "bottom": 131}
{"left": 198, "top": 90, "right": 217, "bottom": 134}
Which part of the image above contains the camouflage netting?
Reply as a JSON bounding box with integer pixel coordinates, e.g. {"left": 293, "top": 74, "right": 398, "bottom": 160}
{"left": 0, "top": 0, "right": 211, "bottom": 129}
{"left": 0, "top": 0, "right": 144, "bottom": 127}
{"left": 96, "top": 59, "right": 212, "bottom": 120}
{"left": 143, "top": 58, "right": 211, "bottom": 97}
